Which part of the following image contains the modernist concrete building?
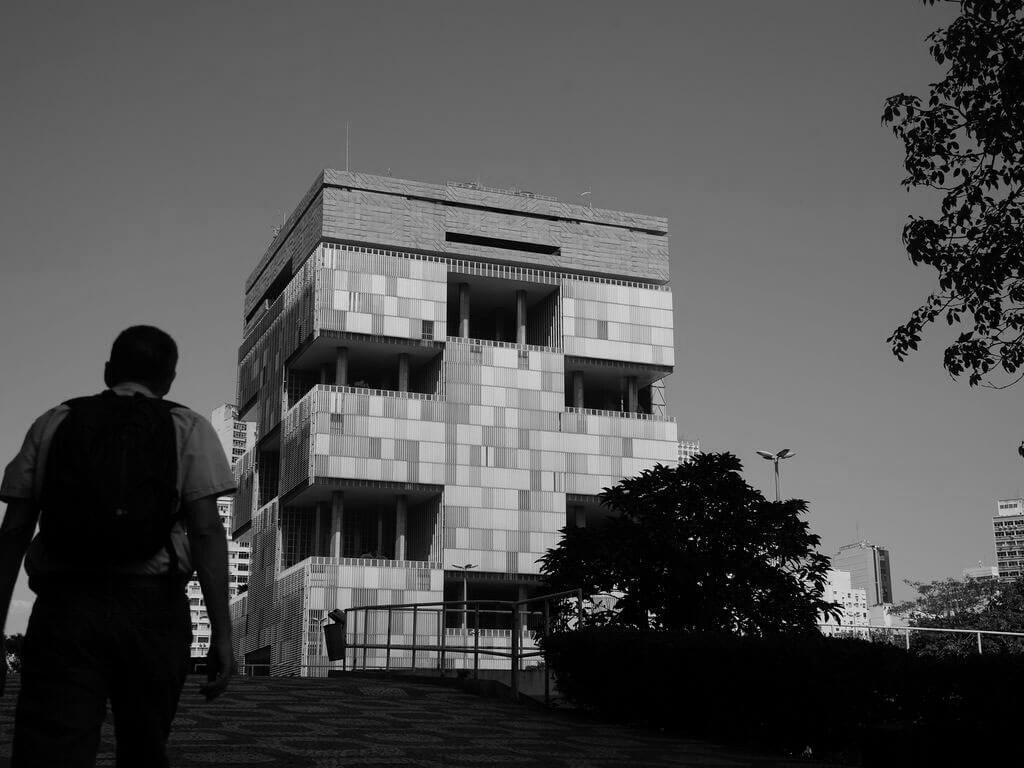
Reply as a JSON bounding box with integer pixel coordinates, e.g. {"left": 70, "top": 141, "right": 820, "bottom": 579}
{"left": 229, "top": 171, "right": 678, "bottom": 676}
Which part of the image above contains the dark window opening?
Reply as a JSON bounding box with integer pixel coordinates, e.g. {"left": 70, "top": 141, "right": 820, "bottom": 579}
{"left": 446, "top": 232, "right": 560, "bottom": 256}
{"left": 245, "top": 264, "right": 293, "bottom": 324}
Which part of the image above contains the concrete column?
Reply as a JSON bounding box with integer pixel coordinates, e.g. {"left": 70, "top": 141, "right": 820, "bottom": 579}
{"left": 315, "top": 501, "right": 326, "bottom": 555}
{"left": 495, "top": 307, "right": 506, "bottom": 343}
{"left": 395, "top": 495, "right": 408, "bottom": 561}
{"left": 398, "top": 353, "right": 410, "bottom": 393}
{"left": 459, "top": 283, "right": 470, "bottom": 339}
{"left": 516, "top": 290, "right": 527, "bottom": 345}
{"left": 517, "top": 585, "right": 529, "bottom": 631}
{"left": 572, "top": 371, "right": 584, "bottom": 409}
{"left": 330, "top": 492, "right": 344, "bottom": 559}
{"left": 626, "top": 376, "right": 638, "bottom": 413}
{"left": 319, "top": 363, "right": 331, "bottom": 385}
{"left": 335, "top": 347, "right": 348, "bottom": 388}
{"left": 376, "top": 509, "right": 384, "bottom": 556}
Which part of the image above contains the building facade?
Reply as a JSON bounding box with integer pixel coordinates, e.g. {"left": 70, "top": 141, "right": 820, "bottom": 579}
{"left": 819, "top": 569, "right": 868, "bottom": 637}
{"left": 962, "top": 564, "right": 999, "bottom": 580}
{"left": 677, "top": 438, "right": 700, "bottom": 464}
{"left": 211, "top": 402, "right": 257, "bottom": 466}
{"left": 831, "top": 541, "right": 893, "bottom": 607}
{"left": 187, "top": 406, "right": 254, "bottom": 659}
{"left": 229, "top": 171, "right": 678, "bottom": 676}
{"left": 993, "top": 498, "right": 1024, "bottom": 579}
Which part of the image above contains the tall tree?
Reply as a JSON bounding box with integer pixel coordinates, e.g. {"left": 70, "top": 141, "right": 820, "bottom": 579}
{"left": 895, "top": 575, "right": 1024, "bottom": 655}
{"left": 539, "top": 453, "right": 839, "bottom": 636}
{"left": 884, "top": 0, "right": 1024, "bottom": 387}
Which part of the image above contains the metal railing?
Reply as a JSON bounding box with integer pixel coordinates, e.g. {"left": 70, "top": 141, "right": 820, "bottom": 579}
{"left": 562, "top": 406, "right": 676, "bottom": 423}
{"left": 326, "top": 589, "right": 583, "bottom": 702}
{"left": 819, "top": 623, "right": 1024, "bottom": 653}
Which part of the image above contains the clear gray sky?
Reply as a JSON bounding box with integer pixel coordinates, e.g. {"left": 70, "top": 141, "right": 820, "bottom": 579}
{"left": 2, "top": 1, "right": 1003, "bottom": 632}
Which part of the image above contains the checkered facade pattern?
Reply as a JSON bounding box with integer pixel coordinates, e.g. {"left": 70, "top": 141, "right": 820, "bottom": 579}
{"left": 231, "top": 172, "right": 678, "bottom": 675}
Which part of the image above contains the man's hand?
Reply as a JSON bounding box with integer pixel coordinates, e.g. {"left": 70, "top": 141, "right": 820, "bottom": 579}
{"left": 198, "top": 637, "right": 234, "bottom": 702}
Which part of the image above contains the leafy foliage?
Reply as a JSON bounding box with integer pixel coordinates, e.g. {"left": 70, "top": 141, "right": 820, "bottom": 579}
{"left": 541, "top": 627, "right": 1024, "bottom": 765}
{"left": 895, "top": 576, "right": 1024, "bottom": 655}
{"left": 538, "top": 453, "right": 839, "bottom": 636}
{"left": 884, "top": 0, "right": 1024, "bottom": 387}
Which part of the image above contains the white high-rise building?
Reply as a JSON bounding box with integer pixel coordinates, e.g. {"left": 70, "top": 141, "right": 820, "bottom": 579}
{"left": 819, "top": 569, "right": 868, "bottom": 636}
{"left": 677, "top": 438, "right": 700, "bottom": 464}
{"left": 186, "top": 406, "right": 254, "bottom": 659}
{"left": 993, "top": 499, "right": 1024, "bottom": 579}
{"left": 211, "top": 403, "right": 257, "bottom": 467}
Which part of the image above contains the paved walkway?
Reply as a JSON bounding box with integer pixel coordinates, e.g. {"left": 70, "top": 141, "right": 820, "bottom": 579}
{"left": 0, "top": 674, "right": 840, "bottom": 767}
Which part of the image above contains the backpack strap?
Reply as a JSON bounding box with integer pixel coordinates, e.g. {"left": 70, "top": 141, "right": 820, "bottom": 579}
{"left": 149, "top": 396, "right": 186, "bottom": 584}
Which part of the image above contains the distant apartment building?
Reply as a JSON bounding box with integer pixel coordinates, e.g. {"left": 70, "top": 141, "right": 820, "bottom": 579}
{"left": 229, "top": 171, "right": 679, "bottom": 675}
{"left": 819, "top": 569, "right": 868, "bottom": 636}
{"left": 211, "top": 402, "right": 257, "bottom": 466}
{"left": 963, "top": 564, "right": 999, "bottom": 580}
{"left": 831, "top": 541, "right": 893, "bottom": 606}
{"left": 677, "top": 438, "right": 700, "bottom": 464}
{"left": 993, "top": 498, "right": 1024, "bottom": 579}
{"left": 187, "top": 406, "right": 254, "bottom": 659}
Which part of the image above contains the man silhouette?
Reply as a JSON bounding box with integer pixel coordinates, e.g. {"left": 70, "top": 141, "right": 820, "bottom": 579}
{"left": 0, "top": 326, "right": 237, "bottom": 767}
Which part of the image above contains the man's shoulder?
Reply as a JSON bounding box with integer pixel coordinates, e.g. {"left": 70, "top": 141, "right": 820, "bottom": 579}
{"left": 29, "top": 403, "right": 72, "bottom": 435}
{"left": 167, "top": 406, "right": 220, "bottom": 450}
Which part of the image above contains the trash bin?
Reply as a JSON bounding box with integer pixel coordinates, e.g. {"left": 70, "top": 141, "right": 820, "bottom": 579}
{"left": 324, "top": 611, "right": 346, "bottom": 661}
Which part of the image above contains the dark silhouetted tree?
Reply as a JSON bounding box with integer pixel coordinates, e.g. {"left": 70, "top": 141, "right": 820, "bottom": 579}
{"left": 884, "top": 0, "right": 1024, "bottom": 387}
{"left": 539, "top": 453, "right": 839, "bottom": 636}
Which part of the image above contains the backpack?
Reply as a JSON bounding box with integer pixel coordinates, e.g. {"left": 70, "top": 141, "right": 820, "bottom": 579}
{"left": 39, "top": 391, "right": 181, "bottom": 568}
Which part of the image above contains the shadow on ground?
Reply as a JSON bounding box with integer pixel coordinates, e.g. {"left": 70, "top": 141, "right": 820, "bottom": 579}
{"left": 0, "top": 674, "right": 844, "bottom": 767}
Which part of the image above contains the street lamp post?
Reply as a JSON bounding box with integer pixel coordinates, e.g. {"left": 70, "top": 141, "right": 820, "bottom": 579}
{"left": 452, "top": 564, "right": 477, "bottom": 631}
{"left": 755, "top": 449, "right": 795, "bottom": 502}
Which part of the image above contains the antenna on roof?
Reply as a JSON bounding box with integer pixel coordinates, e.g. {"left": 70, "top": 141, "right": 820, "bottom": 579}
{"left": 580, "top": 189, "right": 592, "bottom": 211}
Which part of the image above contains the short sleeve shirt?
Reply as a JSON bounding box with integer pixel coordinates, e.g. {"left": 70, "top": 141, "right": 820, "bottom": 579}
{"left": 0, "top": 383, "right": 237, "bottom": 582}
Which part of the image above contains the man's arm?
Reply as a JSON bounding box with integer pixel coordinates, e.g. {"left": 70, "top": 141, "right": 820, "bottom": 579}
{"left": 184, "top": 494, "right": 233, "bottom": 701}
{"left": 0, "top": 500, "right": 38, "bottom": 695}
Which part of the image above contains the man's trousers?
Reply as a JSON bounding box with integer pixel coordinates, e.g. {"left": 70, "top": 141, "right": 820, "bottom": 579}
{"left": 12, "top": 575, "right": 192, "bottom": 768}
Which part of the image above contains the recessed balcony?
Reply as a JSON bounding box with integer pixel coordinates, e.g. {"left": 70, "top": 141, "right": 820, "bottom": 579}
{"left": 562, "top": 356, "right": 672, "bottom": 417}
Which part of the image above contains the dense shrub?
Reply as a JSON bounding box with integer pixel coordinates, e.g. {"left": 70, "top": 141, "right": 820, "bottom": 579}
{"left": 541, "top": 628, "right": 1024, "bottom": 764}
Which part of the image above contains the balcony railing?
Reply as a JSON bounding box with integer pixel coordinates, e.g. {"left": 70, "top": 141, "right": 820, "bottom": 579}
{"left": 562, "top": 406, "right": 676, "bottom": 423}
{"left": 445, "top": 336, "right": 559, "bottom": 354}
{"left": 316, "top": 384, "right": 439, "bottom": 401}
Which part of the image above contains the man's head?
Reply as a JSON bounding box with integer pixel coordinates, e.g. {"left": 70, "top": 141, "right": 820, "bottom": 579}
{"left": 103, "top": 326, "right": 178, "bottom": 396}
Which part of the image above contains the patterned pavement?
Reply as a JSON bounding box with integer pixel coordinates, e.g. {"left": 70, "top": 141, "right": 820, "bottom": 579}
{"left": 0, "top": 674, "right": 840, "bottom": 767}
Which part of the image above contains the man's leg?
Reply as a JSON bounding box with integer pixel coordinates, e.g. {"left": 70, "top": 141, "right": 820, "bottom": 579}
{"left": 108, "top": 579, "right": 190, "bottom": 768}
{"left": 12, "top": 592, "right": 109, "bottom": 768}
